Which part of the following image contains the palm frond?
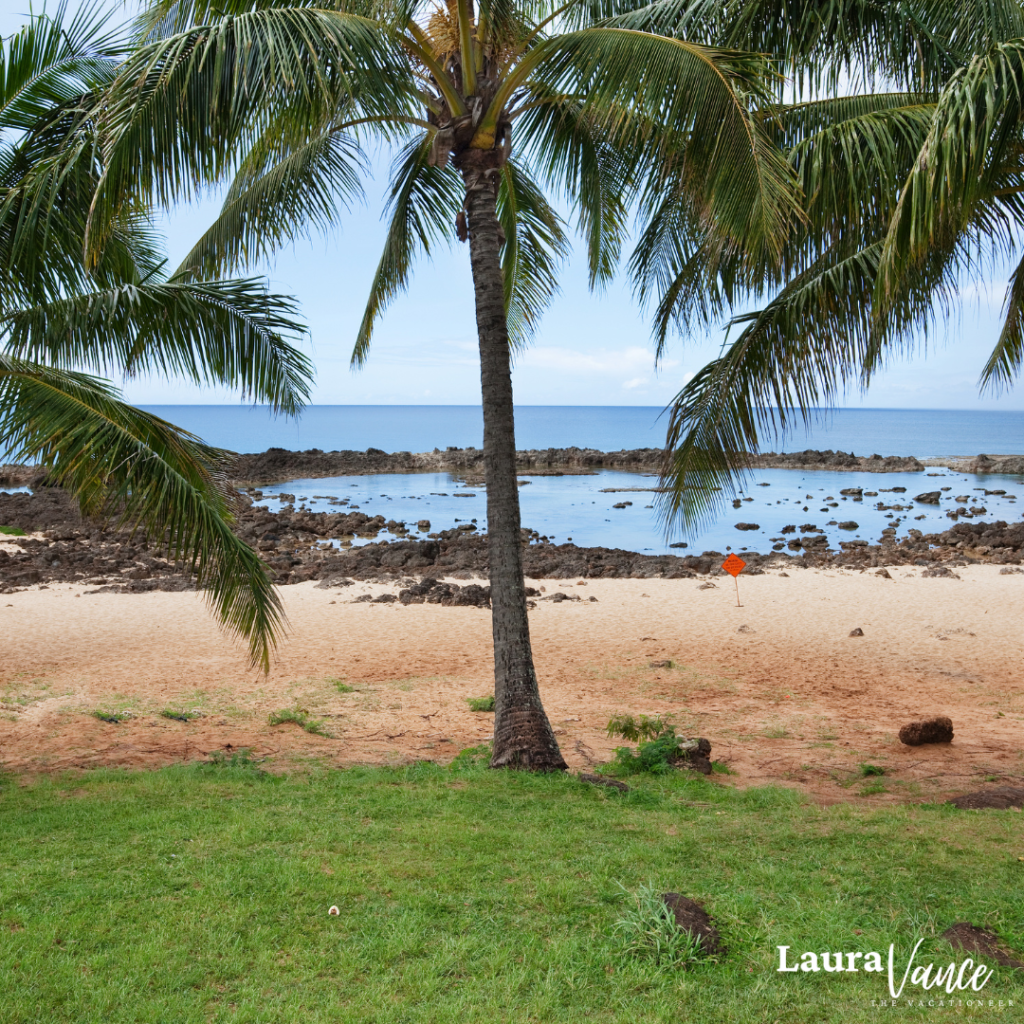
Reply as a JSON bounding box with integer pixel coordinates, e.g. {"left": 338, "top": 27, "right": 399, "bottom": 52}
{"left": 175, "top": 128, "right": 366, "bottom": 279}
{"left": 981, "top": 250, "right": 1024, "bottom": 392}
{"left": 91, "top": 7, "right": 414, "bottom": 262}
{"left": 514, "top": 86, "right": 630, "bottom": 288}
{"left": 0, "top": 0, "right": 123, "bottom": 134}
{"left": 879, "top": 40, "right": 1024, "bottom": 299}
{"left": 0, "top": 356, "right": 284, "bottom": 669}
{"left": 496, "top": 159, "right": 569, "bottom": 349}
{"left": 526, "top": 28, "right": 800, "bottom": 264}
{"left": 659, "top": 234, "right": 964, "bottom": 533}
{"left": 1, "top": 278, "right": 312, "bottom": 415}
{"left": 352, "top": 135, "right": 463, "bottom": 366}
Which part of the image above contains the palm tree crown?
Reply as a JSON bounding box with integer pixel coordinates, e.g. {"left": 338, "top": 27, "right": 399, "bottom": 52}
{"left": 100, "top": 0, "right": 801, "bottom": 764}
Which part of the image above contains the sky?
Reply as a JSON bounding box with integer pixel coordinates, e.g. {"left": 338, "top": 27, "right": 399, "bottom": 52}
{"left": 3, "top": 0, "right": 1023, "bottom": 411}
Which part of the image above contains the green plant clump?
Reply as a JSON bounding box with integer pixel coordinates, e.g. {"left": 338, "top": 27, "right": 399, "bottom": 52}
{"left": 198, "top": 748, "right": 266, "bottom": 773}
{"left": 606, "top": 714, "right": 673, "bottom": 743}
{"left": 613, "top": 883, "right": 714, "bottom": 969}
{"left": 330, "top": 678, "right": 356, "bottom": 693}
{"left": 160, "top": 709, "right": 203, "bottom": 723}
{"left": 0, "top": 525, "right": 26, "bottom": 536}
{"left": 860, "top": 764, "right": 886, "bottom": 777}
{"left": 466, "top": 695, "right": 495, "bottom": 712}
{"left": 611, "top": 733, "right": 687, "bottom": 776}
{"left": 91, "top": 710, "right": 133, "bottom": 725}
{"left": 267, "top": 708, "right": 334, "bottom": 738}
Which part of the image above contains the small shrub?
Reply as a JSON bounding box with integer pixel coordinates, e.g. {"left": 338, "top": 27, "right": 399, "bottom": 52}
{"left": 610, "top": 733, "right": 684, "bottom": 776}
{"left": 466, "top": 695, "right": 495, "bottom": 712}
{"left": 268, "top": 708, "right": 334, "bottom": 738}
{"left": 160, "top": 709, "right": 203, "bottom": 723}
{"left": 711, "top": 761, "right": 737, "bottom": 775}
{"left": 0, "top": 525, "right": 26, "bottom": 537}
{"left": 860, "top": 763, "right": 886, "bottom": 777}
{"left": 613, "top": 883, "right": 712, "bottom": 968}
{"left": 606, "top": 714, "right": 673, "bottom": 743}
{"left": 330, "top": 678, "right": 356, "bottom": 693}
{"left": 91, "top": 710, "right": 134, "bottom": 724}
{"left": 449, "top": 742, "right": 492, "bottom": 769}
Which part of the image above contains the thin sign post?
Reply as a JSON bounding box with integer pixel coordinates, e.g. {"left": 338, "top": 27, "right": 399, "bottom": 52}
{"left": 722, "top": 553, "right": 746, "bottom": 606}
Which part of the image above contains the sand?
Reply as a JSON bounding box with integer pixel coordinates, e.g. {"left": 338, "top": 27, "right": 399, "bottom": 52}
{"left": 1, "top": 566, "right": 1021, "bottom": 802}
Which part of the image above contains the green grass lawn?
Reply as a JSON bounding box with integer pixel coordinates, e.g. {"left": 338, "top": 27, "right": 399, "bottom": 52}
{"left": 1, "top": 762, "right": 1022, "bottom": 1023}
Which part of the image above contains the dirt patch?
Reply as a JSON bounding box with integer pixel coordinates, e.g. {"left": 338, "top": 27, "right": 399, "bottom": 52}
{"left": 942, "top": 923, "right": 1024, "bottom": 969}
{"left": 946, "top": 787, "right": 1024, "bottom": 810}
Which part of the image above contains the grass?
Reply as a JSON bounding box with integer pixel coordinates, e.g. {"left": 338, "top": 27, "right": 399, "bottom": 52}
{"left": 1, "top": 765, "right": 1023, "bottom": 1022}
{"left": 466, "top": 696, "right": 495, "bottom": 712}
{"left": 267, "top": 708, "right": 335, "bottom": 738}
{"left": 0, "top": 524, "right": 26, "bottom": 536}
{"left": 330, "top": 678, "right": 357, "bottom": 694}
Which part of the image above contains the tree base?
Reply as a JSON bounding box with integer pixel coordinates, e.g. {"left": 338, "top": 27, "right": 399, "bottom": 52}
{"left": 490, "top": 708, "right": 568, "bottom": 772}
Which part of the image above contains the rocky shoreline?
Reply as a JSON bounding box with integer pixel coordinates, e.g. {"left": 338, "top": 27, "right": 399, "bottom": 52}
{"left": 5, "top": 448, "right": 1020, "bottom": 493}
{"left": 223, "top": 446, "right": 957, "bottom": 485}
{"left": 2, "top": 483, "right": 1021, "bottom": 596}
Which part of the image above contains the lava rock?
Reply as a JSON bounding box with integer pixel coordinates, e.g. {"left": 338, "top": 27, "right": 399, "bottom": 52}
{"left": 676, "top": 737, "right": 713, "bottom": 774}
{"left": 898, "top": 716, "right": 954, "bottom": 746}
{"left": 735, "top": 523, "right": 760, "bottom": 531}
{"left": 946, "top": 787, "right": 1024, "bottom": 811}
{"left": 914, "top": 491, "right": 942, "bottom": 504}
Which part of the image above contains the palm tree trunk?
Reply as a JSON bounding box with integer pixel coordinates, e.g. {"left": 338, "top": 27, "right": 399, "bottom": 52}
{"left": 460, "top": 159, "right": 566, "bottom": 772}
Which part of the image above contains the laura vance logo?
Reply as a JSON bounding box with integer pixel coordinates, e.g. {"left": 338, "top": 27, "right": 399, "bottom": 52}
{"left": 776, "top": 940, "right": 1006, "bottom": 1001}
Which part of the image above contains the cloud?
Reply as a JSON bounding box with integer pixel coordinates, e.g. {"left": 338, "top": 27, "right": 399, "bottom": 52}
{"left": 518, "top": 345, "right": 658, "bottom": 375}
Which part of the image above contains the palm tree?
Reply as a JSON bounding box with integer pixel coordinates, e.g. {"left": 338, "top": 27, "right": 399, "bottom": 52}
{"left": 646, "top": 0, "right": 1024, "bottom": 532}
{"left": 108, "top": 0, "right": 799, "bottom": 768}
{"left": 0, "top": 3, "right": 315, "bottom": 669}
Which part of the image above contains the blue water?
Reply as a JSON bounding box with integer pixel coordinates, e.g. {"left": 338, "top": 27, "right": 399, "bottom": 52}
{"left": 141, "top": 405, "right": 1024, "bottom": 459}
{"left": 257, "top": 466, "right": 1023, "bottom": 555}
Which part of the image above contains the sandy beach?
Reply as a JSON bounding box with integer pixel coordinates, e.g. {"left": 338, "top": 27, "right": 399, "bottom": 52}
{"left": 2, "top": 565, "right": 1021, "bottom": 802}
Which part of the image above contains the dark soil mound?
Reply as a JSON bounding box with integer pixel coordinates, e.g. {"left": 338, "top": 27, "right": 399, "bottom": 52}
{"left": 662, "top": 894, "right": 723, "bottom": 955}
{"left": 946, "top": 786, "right": 1024, "bottom": 810}
{"left": 942, "top": 923, "right": 1024, "bottom": 969}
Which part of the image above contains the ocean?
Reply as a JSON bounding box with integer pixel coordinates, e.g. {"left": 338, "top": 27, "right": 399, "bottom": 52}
{"left": 140, "top": 405, "right": 1024, "bottom": 459}
{"left": 133, "top": 405, "right": 1022, "bottom": 554}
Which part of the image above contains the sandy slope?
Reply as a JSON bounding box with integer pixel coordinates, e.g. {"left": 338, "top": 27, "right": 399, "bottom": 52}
{"left": 1, "top": 566, "right": 1021, "bottom": 801}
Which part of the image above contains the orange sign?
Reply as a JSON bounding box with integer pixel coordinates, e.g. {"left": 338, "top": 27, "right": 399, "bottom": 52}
{"left": 722, "top": 554, "right": 746, "bottom": 578}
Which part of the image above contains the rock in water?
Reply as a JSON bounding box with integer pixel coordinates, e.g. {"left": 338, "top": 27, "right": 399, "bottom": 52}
{"left": 661, "top": 894, "right": 723, "bottom": 955}
{"left": 914, "top": 491, "right": 942, "bottom": 504}
{"left": 898, "top": 716, "right": 954, "bottom": 746}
